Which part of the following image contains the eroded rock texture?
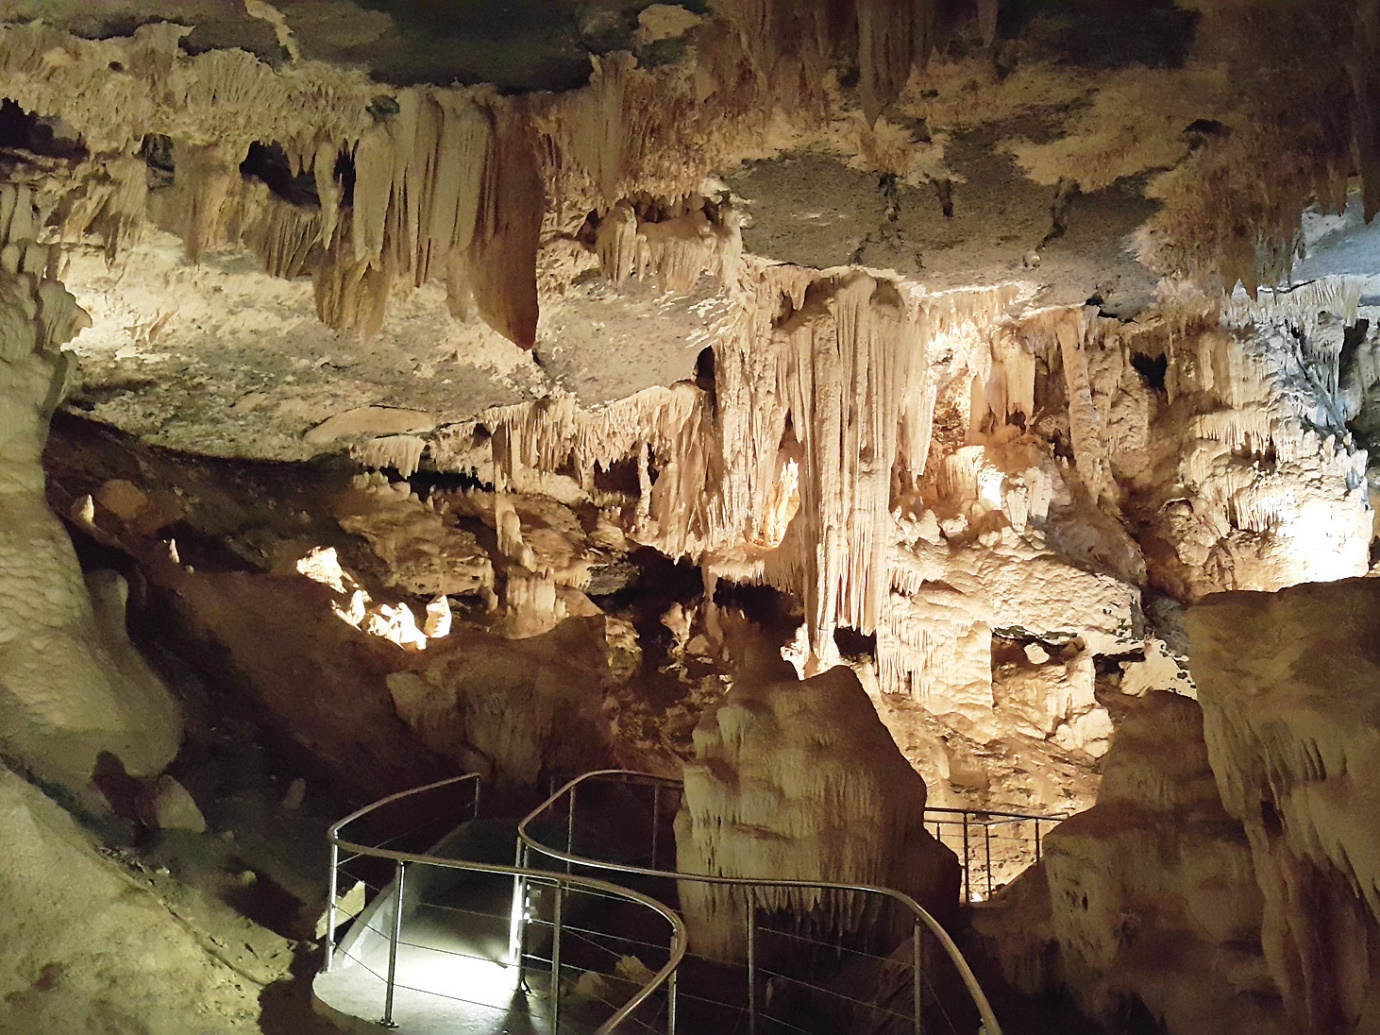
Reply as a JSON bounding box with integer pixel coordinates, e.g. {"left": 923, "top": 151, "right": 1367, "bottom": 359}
{"left": 975, "top": 691, "right": 1283, "bottom": 1033}
{"left": 1192, "top": 579, "right": 1380, "bottom": 1034}
{"left": 675, "top": 632, "right": 959, "bottom": 958}
{"left": 0, "top": 762, "right": 263, "bottom": 1035}
{"left": 0, "top": 230, "right": 180, "bottom": 794}
{"left": 976, "top": 576, "right": 1380, "bottom": 1035}
{"left": 3, "top": 2, "right": 1380, "bottom": 1028}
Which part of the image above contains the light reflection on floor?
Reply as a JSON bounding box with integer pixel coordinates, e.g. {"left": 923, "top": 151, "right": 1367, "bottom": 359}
{"left": 314, "top": 891, "right": 556, "bottom": 1035}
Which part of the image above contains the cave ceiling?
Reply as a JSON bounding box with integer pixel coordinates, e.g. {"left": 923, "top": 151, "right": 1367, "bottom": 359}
{"left": 1, "top": 0, "right": 1377, "bottom": 465}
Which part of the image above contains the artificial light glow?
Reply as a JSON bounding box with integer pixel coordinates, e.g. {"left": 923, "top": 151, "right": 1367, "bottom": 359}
{"left": 296, "top": 545, "right": 350, "bottom": 593}
{"left": 423, "top": 595, "right": 452, "bottom": 638}
{"left": 976, "top": 466, "right": 1005, "bottom": 511}
{"left": 299, "top": 547, "right": 451, "bottom": 651}
{"left": 760, "top": 457, "right": 801, "bottom": 548}
{"left": 366, "top": 602, "right": 429, "bottom": 652}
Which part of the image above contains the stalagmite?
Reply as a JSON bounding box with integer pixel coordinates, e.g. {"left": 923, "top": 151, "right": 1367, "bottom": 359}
{"left": 0, "top": 214, "right": 180, "bottom": 795}
{"left": 974, "top": 692, "right": 1286, "bottom": 1034}
{"left": 675, "top": 626, "right": 958, "bottom": 958}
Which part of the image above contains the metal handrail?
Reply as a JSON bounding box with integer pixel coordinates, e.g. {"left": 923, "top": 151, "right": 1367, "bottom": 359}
{"left": 517, "top": 769, "right": 1003, "bottom": 1035}
{"left": 922, "top": 804, "right": 1069, "bottom": 903}
{"left": 923, "top": 805, "right": 1069, "bottom": 824}
{"left": 323, "top": 773, "right": 686, "bottom": 1035}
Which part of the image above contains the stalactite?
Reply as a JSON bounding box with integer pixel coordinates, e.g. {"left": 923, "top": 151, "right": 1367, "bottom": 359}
{"left": 353, "top": 435, "right": 427, "bottom": 478}
{"left": 244, "top": 194, "right": 321, "bottom": 281}
{"left": 594, "top": 201, "right": 639, "bottom": 285}
{"left": 594, "top": 199, "right": 742, "bottom": 293}
{"left": 168, "top": 142, "right": 237, "bottom": 263}
{"left": 857, "top": 0, "right": 919, "bottom": 126}
{"left": 566, "top": 53, "right": 636, "bottom": 203}
{"left": 458, "top": 104, "right": 542, "bottom": 350}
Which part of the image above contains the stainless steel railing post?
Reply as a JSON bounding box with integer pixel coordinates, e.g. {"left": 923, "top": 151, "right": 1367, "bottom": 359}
{"left": 962, "top": 812, "right": 971, "bottom": 903}
{"left": 1034, "top": 818, "right": 1042, "bottom": 864}
{"left": 667, "top": 933, "right": 679, "bottom": 1035}
{"left": 746, "top": 886, "right": 757, "bottom": 1035}
{"left": 984, "top": 819, "right": 993, "bottom": 898}
{"left": 650, "top": 784, "right": 661, "bottom": 869}
{"left": 566, "top": 786, "right": 577, "bottom": 873}
{"left": 381, "top": 860, "right": 407, "bottom": 1028}
{"left": 551, "top": 880, "right": 565, "bottom": 1032}
{"left": 510, "top": 840, "right": 528, "bottom": 975}
{"left": 323, "top": 841, "right": 339, "bottom": 972}
{"left": 472, "top": 775, "right": 481, "bottom": 820}
{"left": 913, "top": 920, "right": 923, "bottom": 1035}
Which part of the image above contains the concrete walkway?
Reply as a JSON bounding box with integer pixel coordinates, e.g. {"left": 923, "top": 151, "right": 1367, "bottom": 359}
{"left": 315, "top": 819, "right": 561, "bottom": 1034}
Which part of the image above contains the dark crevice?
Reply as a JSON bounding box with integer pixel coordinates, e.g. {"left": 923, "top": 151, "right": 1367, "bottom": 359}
{"left": 1130, "top": 352, "right": 1169, "bottom": 392}
{"left": 140, "top": 134, "right": 175, "bottom": 189}
{"left": 334, "top": 150, "right": 357, "bottom": 209}
{"left": 0, "top": 99, "right": 87, "bottom": 162}
{"left": 1042, "top": 177, "right": 1078, "bottom": 247}
{"left": 931, "top": 176, "right": 955, "bottom": 218}
{"left": 593, "top": 457, "right": 640, "bottom": 497}
{"left": 833, "top": 626, "right": 877, "bottom": 660}
{"left": 239, "top": 142, "right": 321, "bottom": 208}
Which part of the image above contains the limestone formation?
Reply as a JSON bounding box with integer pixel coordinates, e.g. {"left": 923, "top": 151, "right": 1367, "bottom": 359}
{"left": 675, "top": 630, "right": 959, "bottom": 958}
{"left": 3, "top": 4, "right": 1380, "bottom": 1031}
{"left": 1191, "top": 578, "right": 1380, "bottom": 1035}
{"left": 0, "top": 245, "right": 180, "bottom": 795}
{"left": 0, "top": 763, "right": 265, "bottom": 1034}
{"left": 974, "top": 691, "right": 1286, "bottom": 1034}
{"left": 386, "top": 616, "right": 614, "bottom": 784}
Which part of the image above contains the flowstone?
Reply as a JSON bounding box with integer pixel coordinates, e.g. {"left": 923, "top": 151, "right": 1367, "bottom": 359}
{"left": 675, "top": 633, "right": 958, "bottom": 959}
{"left": 0, "top": 255, "right": 181, "bottom": 796}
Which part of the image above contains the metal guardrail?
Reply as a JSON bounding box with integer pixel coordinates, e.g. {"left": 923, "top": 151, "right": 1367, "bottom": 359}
{"left": 517, "top": 770, "right": 1004, "bottom": 1035}
{"left": 922, "top": 806, "right": 1068, "bottom": 904}
{"left": 322, "top": 774, "right": 686, "bottom": 1034}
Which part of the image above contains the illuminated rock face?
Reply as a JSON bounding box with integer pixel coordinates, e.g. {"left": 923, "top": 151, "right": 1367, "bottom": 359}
{"left": 974, "top": 692, "right": 1287, "bottom": 1035}
{"left": 0, "top": 240, "right": 180, "bottom": 794}
{"left": 1191, "top": 579, "right": 1380, "bottom": 1035}
{"left": 0, "top": 762, "right": 264, "bottom": 1034}
{"left": 977, "top": 577, "right": 1380, "bottom": 1035}
{"left": 675, "top": 640, "right": 959, "bottom": 959}
{"left": 3, "top": 6, "right": 1380, "bottom": 1028}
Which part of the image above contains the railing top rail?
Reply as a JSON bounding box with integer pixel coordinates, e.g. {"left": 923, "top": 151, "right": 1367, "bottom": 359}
{"left": 923, "top": 805, "right": 1071, "bottom": 823}
{"left": 542, "top": 769, "right": 1068, "bottom": 824}
{"left": 326, "top": 772, "right": 685, "bottom": 1035}
{"left": 519, "top": 769, "right": 1003, "bottom": 1035}
{"left": 329, "top": 772, "right": 479, "bottom": 842}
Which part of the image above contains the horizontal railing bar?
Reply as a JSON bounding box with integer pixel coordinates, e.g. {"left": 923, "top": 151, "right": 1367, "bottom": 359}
{"left": 561, "top": 924, "right": 674, "bottom": 957}
{"left": 331, "top": 773, "right": 482, "bottom": 845}
{"left": 410, "top": 901, "right": 515, "bottom": 924}
{"left": 756, "top": 965, "right": 915, "bottom": 1023}
{"left": 326, "top": 771, "right": 683, "bottom": 1035}
{"left": 520, "top": 769, "right": 1003, "bottom": 1035}
{"left": 922, "top": 805, "right": 1069, "bottom": 822}
{"left": 757, "top": 925, "right": 916, "bottom": 965}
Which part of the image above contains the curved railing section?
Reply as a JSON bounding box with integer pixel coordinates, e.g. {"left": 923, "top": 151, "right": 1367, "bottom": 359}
{"left": 518, "top": 770, "right": 1004, "bottom": 1035}
{"left": 922, "top": 805, "right": 1068, "bottom": 903}
{"left": 320, "top": 774, "right": 685, "bottom": 1035}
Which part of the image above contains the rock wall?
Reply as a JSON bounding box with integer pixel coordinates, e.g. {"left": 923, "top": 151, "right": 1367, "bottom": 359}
{"left": 0, "top": 762, "right": 261, "bottom": 1034}
{"left": 973, "top": 691, "right": 1286, "bottom": 1034}
{"left": 1190, "top": 578, "right": 1380, "bottom": 1034}
{"left": 0, "top": 228, "right": 180, "bottom": 794}
{"left": 386, "top": 615, "right": 614, "bottom": 784}
{"left": 976, "top": 574, "right": 1380, "bottom": 1035}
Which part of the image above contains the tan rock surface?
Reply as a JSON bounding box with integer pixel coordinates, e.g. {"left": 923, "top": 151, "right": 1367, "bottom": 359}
{"left": 1191, "top": 578, "right": 1380, "bottom": 1034}
{"left": 0, "top": 763, "right": 264, "bottom": 1035}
